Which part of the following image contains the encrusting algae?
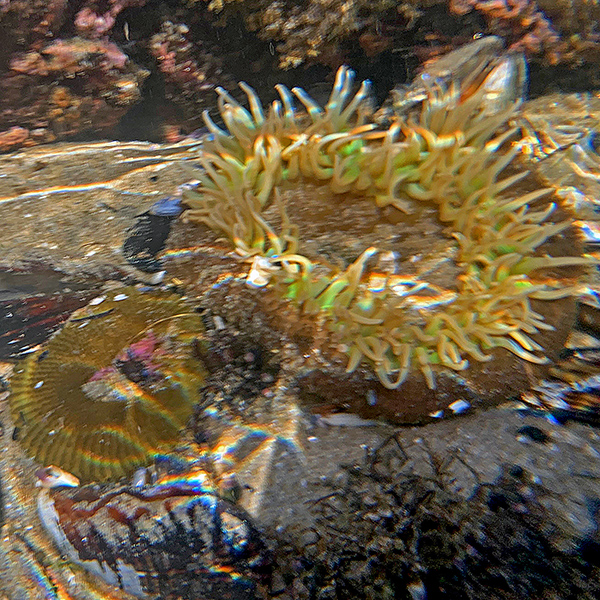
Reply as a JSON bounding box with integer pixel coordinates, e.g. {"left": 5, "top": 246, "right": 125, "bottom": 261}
{"left": 182, "top": 56, "right": 595, "bottom": 410}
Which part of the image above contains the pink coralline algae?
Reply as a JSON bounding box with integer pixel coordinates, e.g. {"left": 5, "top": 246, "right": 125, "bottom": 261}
{"left": 0, "top": 1, "right": 234, "bottom": 148}
{"left": 9, "top": 38, "right": 130, "bottom": 73}
{"left": 0, "top": 126, "right": 29, "bottom": 152}
{"left": 0, "top": 0, "right": 149, "bottom": 150}
{"left": 0, "top": 0, "right": 69, "bottom": 52}
{"left": 149, "top": 20, "right": 235, "bottom": 134}
{"left": 0, "top": 36, "right": 148, "bottom": 148}
{"left": 1, "top": 0, "right": 600, "bottom": 151}
{"left": 74, "top": 0, "right": 147, "bottom": 39}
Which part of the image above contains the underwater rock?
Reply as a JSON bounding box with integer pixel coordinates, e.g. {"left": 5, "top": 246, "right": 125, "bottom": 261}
{"left": 4, "top": 35, "right": 600, "bottom": 600}
{"left": 2, "top": 36, "right": 148, "bottom": 144}
{"left": 148, "top": 20, "right": 237, "bottom": 134}
{"left": 204, "top": 0, "right": 600, "bottom": 73}
{"left": 9, "top": 287, "right": 207, "bottom": 482}
{"left": 271, "top": 437, "right": 600, "bottom": 599}
{"left": 450, "top": 0, "right": 561, "bottom": 62}
{"left": 451, "top": 0, "right": 600, "bottom": 66}
{"left": 0, "top": 139, "right": 203, "bottom": 281}
{"left": 205, "top": 0, "right": 399, "bottom": 70}
{"left": 517, "top": 90, "right": 600, "bottom": 219}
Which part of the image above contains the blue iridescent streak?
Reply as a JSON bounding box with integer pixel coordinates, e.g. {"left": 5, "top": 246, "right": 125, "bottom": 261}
{"left": 149, "top": 196, "right": 184, "bottom": 217}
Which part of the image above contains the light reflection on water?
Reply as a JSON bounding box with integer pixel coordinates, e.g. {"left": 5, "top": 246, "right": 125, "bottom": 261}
{"left": 2, "top": 20, "right": 600, "bottom": 600}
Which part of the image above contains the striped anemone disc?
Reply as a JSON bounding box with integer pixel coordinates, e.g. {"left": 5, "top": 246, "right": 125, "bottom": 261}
{"left": 9, "top": 287, "right": 206, "bottom": 483}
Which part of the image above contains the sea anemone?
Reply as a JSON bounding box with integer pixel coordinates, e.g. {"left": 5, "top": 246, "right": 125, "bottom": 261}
{"left": 9, "top": 288, "right": 207, "bottom": 482}
{"left": 182, "top": 60, "right": 593, "bottom": 417}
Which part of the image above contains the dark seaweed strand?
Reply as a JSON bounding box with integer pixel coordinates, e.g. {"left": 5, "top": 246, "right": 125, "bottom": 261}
{"left": 123, "top": 511, "right": 159, "bottom": 596}
{"left": 85, "top": 523, "right": 124, "bottom": 591}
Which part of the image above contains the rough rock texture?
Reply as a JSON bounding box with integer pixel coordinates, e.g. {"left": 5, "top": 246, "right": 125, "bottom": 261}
{"left": 1, "top": 1, "right": 600, "bottom": 149}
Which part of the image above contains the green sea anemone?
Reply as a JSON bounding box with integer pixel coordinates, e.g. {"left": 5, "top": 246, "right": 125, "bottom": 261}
{"left": 183, "top": 62, "right": 592, "bottom": 403}
{"left": 9, "top": 288, "right": 207, "bottom": 482}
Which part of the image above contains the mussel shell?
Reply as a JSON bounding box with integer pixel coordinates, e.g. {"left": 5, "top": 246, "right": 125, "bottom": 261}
{"left": 9, "top": 288, "right": 207, "bottom": 483}
{"left": 37, "top": 470, "right": 271, "bottom": 599}
{"left": 123, "top": 213, "right": 175, "bottom": 273}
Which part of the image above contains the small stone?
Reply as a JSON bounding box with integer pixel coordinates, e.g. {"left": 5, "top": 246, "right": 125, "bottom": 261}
{"left": 516, "top": 425, "right": 550, "bottom": 444}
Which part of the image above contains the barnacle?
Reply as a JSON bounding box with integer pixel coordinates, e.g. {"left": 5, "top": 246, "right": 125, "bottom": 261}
{"left": 183, "top": 62, "right": 592, "bottom": 400}
{"left": 9, "top": 288, "right": 207, "bottom": 483}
